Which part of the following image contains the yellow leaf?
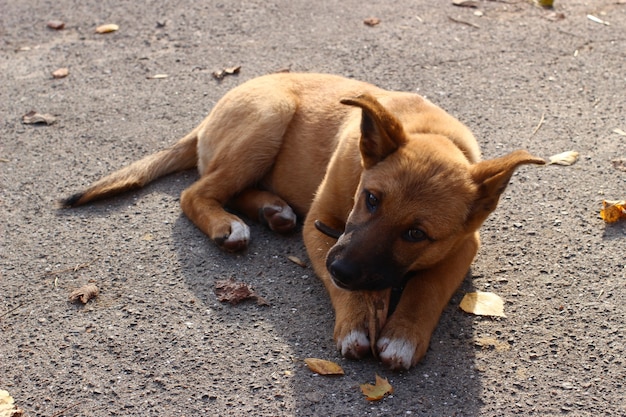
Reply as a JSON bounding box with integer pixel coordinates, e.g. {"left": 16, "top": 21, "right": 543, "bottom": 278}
{"left": 600, "top": 200, "right": 626, "bottom": 223}
{"left": 96, "top": 23, "right": 119, "bottom": 33}
{"left": 460, "top": 291, "right": 506, "bottom": 317}
{"left": 287, "top": 255, "right": 306, "bottom": 267}
{"left": 548, "top": 151, "right": 579, "bottom": 166}
{"left": 304, "top": 358, "right": 344, "bottom": 375}
{"left": 360, "top": 374, "right": 393, "bottom": 401}
{"left": 0, "top": 389, "right": 22, "bottom": 417}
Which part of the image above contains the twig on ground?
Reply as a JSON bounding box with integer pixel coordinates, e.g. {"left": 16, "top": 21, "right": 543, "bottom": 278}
{"left": 530, "top": 111, "right": 545, "bottom": 137}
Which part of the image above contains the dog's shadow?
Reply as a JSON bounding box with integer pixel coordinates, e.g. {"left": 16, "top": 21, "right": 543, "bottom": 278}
{"left": 170, "top": 188, "right": 483, "bottom": 415}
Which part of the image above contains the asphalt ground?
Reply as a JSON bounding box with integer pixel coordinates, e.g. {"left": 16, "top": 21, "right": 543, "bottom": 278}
{"left": 1, "top": 1, "right": 625, "bottom": 416}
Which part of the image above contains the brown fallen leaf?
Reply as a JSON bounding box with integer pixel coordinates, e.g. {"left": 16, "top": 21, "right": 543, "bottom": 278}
{"left": 69, "top": 283, "right": 99, "bottom": 304}
{"left": 304, "top": 358, "right": 345, "bottom": 375}
{"left": 363, "top": 17, "right": 381, "bottom": 26}
{"left": 47, "top": 20, "right": 65, "bottom": 30}
{"left": 475, "top": 337, "right": 511, "bottom": 352}
{"left": 52, "top": 67, "right": 69, "bottom": 79}
{"left": 96, "top": 23, "right": 119, "bottom": 33}
{"left": 611, "top": 158, "right": 626, "bottom": 172}
{"left": 212, "top": 65, "right": 241, "bottom": 80}
{"left": 600, "top": 200, "right": 626, "bottom": 223}
{"left": 362, "top": 289, "right": 391, "bottom": 357}
{"left": 214, "top": 278, "right": 268, "bottom": 306}
{"left": 287, "top": 255, "right": 306, "bottom": 268}
{"left": 459, "top": 291, "right": 506, "bottom": 317}
{"left": 452, "top": 0, "right": 479, "bottom": 8}
{"left": 360, "top": 374, "right": 393, "bottom": 401}
{"left": 22, "top": 110, "right": 56, "bottom": 125}
{"left": 548, "top": 150, "right": 579, "bottom": 166}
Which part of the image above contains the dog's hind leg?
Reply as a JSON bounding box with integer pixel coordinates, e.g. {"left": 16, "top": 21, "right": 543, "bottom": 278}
{"left": 180, "top": 92, "right": 298, "bottom": 251}
{"left": 228, "top": 189, "right": 297, "bottom": 234}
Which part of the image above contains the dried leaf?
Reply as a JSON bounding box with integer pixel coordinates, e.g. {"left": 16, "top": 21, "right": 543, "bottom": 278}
{"left": 0, "top": 389, "right": 24, "bottom": 417}
{"left": 600, "top": 200, "right": 626, "bottom": 223}
{"left": 287, "top": 255, "right": 306, "bottom": 267}
{"left": 460, "top": 291, "right": 506, "bottom": 317}
{"left": 548, "top": 150, "right": 579, "bottom": 166}
{"left": 304, "top": 358, "right": 345, "bottom": 375}
{"left": 452, "top": 0, "right": 479, "bottom": 8}
{"left": 214, "top": 278, "right": 268, "bottom": 306}
{"left": 47, "top": 20, "right": 65, "bottom": 30}
{"left": 96, "top": 23, "right": 119, "bottom": 33}
{"left": 22, "top": 110, "right": 56, "bottom": 125}
{"left": 52, "top": 67, "right": 69, "bottom": 79}
{"left": 363, "top": 17, "right": 381, "bottom": 26}
{"left": 612, "top": 128, "right": 626, "bottom": 136}
{"left": 587, "top": 14, "right": 610, "bottom": 25}
{"left": 147, "top": 74, "right": 168, "bottom": 79}
{"left": 533, "top": 0, "right": 554, "bottom": 7}
{"left": 360, "top": 374, "right": 393, "bottom": 401}
{"left": 141, "top": 233, "right": 154, "bottom": 241}
{"left": 362, "top": 290, "right": 391, "bottom": 356}
{"left": 212, "top": 65, "right": 241, "bottom": 80}
{"left": 611, "top": 158, "right": 626, "bottom": 172}
{"left": 475, "top": 337, "right": 510, "bottom": 352}
{"left": 69, "top": 283, "right": 99, "bottom": 304}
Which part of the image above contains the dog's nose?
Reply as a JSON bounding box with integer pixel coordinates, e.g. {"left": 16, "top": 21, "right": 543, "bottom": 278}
{"left": 329, "top": 259, "right": 361, "bottom": 289}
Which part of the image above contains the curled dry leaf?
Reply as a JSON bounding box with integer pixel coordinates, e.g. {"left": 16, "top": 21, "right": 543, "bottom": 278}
{"left": 362, "top": 290, "right": 391, "bottom": 356}
{"left": 287, "top": 255, "right": 306, "bottom": 268}
{"left": 363, "top": 17, "right": 381, "bottom": 26}
{"left": 548, "top": 150, "right": 579, "bottom": 166}
{"left": 22, "top": 111, "right": 56, "bottom": 125}
{"left": 475, "top": 337, "right": 511, "bottom": 352}
{"left": 613, "top": 128, "right": 626, "bottom": 137}
{"left": 304, "top": 358, "right": 345, "bottom": 375}
{"left": 611, "top": 158, "right": 626, "bottom": 172}
{"left": 452, "top": 0, "right": 479, "bottom": 8}
{"left": 212, "top": 66, "right": 241, "bottom": 80}
{"left": 214, "top": 278, "right": 269, "bottom": 306}
{"left": 69, "top": 283, "right": 99, "bottom": 304}
{"left": 360, "top": 374, "right": 393, "bottom": 401}
{"left": 600, "top": 200, "right": 626, "bottom": 223}
{"left": 47, "top": 20, "right": 65, "bottom": 30}
{"left": 0, "top": 389, "right": 24, "bottom": 417}
{"left": 96, "top": 23, "right": 119, "bottom": 33}
{"left": 460, "top": 291, "right": 506, "bottom": 317}
{"left": 52, "top": 67, "right": 69, "bottom": 79}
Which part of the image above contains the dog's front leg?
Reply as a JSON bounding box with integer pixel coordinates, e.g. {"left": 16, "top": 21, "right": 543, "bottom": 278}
{"left": 304, "top": 217, "right": 373, "bottom": 359}
{"left": 377, "top": 234, "right": 480, "bottom": 370}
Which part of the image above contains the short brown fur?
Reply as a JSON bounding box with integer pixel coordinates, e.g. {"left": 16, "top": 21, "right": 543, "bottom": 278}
{"left": 62, "top": 73, "right": 544, "bottom": 369}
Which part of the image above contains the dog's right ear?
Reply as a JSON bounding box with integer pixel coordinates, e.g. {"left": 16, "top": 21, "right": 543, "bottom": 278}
{"left": 341, "top": 94, "right": 407, "bottom": 169}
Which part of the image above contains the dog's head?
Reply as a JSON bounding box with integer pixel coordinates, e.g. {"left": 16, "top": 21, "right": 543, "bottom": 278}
{"left": 325, "top": 93, "right": 544, "bottom": 291}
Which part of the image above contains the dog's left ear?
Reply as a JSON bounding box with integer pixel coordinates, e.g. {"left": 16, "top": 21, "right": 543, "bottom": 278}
{"left": 341, "top": 94, "right": 407, "bottom": 169}
{"left": 466, "top": 150, "right": 545, "bottom": 230}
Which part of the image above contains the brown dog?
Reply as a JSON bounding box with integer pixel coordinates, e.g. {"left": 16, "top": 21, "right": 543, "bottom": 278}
{"left": 61, "top": 73, "right": 544, "bottom": 370}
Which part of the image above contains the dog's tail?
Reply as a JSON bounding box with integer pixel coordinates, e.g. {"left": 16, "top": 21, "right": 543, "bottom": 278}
{"left": 59, "top": 128, "right": 199, "bottom": 208}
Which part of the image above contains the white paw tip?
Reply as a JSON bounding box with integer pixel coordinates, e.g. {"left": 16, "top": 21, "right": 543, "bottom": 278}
{"left": 338, "top": 329, "right": 369, "bottom": 357}
{"left": 228, "top": 220, "right": 250, "bottom": 243}
{"left": 377, "top": 337, "right": 415, "bottom": 370}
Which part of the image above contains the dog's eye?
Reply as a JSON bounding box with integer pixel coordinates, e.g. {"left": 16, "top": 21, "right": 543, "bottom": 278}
{"left": 365, "top": 191, "right": 379, "bottom": 212}
{"left": 404, "top": 228, "right": 428, "bottom": 242}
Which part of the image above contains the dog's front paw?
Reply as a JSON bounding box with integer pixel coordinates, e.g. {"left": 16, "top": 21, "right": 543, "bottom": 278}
{"left": 337, "top": 328, "right": 370, "bottom": 359}
{"left": 377, "top": 324, "right": 430, "bottom": 370}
